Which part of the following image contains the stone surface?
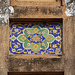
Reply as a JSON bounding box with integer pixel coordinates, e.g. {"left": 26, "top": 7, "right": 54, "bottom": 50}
{"left": 10, "top": 0, "right": 65, "bottom": 18}
{"left": 6, "top": 56, "right": 64, "bottom": 72}
{"left": 65, "top": 0, "right": 75, "bottom": 16}
{"left": 12, "top": 6, "right": 63, "bottom": 18}
{"left": 63, "top": 16, "right": 75, "bottom": 75}
{"left": 0, "top": 17, "right": 74, "bottom": 75}
{"left": 0, "top": 0, "right": 14, "bottom": 26}
{"left": 0, "top": 0, "right": 75, "bottom": 75}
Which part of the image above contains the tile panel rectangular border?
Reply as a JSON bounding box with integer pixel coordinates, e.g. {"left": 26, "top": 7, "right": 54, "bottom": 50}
{"left": 9, "top": 18, "right": 63, "bottom": 58}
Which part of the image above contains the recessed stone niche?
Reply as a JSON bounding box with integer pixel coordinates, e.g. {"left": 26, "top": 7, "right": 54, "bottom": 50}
{"left": 9, "top": 18, "right": 63, "bottom": 58}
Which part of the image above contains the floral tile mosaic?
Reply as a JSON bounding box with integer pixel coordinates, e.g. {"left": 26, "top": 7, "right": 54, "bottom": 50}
{"left": 9, "top": 22, "right": 62, "bottom": 55}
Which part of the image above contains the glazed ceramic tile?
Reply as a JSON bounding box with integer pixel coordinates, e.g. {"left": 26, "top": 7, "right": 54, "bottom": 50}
{"left": 9, "top": 23, "right": 62, "bottom": 55}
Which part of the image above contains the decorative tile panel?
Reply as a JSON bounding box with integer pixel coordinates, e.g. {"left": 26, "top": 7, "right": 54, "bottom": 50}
{"left": 9, "top": 22, "right": 62, "bottom": 55}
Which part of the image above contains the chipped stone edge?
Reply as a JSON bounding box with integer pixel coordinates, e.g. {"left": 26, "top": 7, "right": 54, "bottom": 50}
{"left": 64, "top": 0, "right": 75, "bottom": 16}
{"left": 0, "top": 0, "right": 14, "bottom": 26}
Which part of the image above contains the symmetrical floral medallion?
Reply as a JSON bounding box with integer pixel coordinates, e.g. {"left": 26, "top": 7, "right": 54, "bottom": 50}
{"left": 9, "top": 23, "right": 62, "bottom": 55}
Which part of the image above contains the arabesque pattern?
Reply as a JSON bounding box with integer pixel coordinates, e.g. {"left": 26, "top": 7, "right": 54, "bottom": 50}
{"left": 9, "top": 23, "right": 62, "bottom": 55}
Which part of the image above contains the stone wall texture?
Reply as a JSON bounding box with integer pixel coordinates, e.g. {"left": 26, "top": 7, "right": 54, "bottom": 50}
{"left": 0, "top": 0, "right": 75, "bottom": 75}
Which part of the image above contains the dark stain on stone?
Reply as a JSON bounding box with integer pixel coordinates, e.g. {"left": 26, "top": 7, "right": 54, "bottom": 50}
{"left": 36, "top": 7, "right": 39, "bottom": 12}
{"left": 14, "top": 6, "right": 28, "bottom": 17}
{"left": 13, "top": 6, "right": 62, "bottom": 17}
{"left": 7, "top": 56, "right": 15, "bottom": 71}
{"left": 29, "top": 7, "right": 39, "bottom": 15}
{"left": 51, "top": 58, "right": 61, "bottom": 61}
{"left": 41, "top": 7, "right": 47, "bottom": 15}
{"left": 24, "top": 7, "right": 28, "bottom": 16}
{"left": 26, "top": 63, "right": 32, "bottom": 71}
{"left": 7, "top": 55, "right": 64, "bottom": 72}
{"left": 48, "top": 7, "right": 62, "bottom": 15}
{"left": 49, "top": 8, "right": 51, "bottom": 14}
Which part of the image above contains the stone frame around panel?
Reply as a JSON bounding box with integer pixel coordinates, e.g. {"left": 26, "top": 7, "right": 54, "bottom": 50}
{"left": 9, "top": 18, "right": 63, "bottom": 58}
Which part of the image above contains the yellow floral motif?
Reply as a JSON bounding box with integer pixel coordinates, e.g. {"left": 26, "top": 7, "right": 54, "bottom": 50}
{"left": 33, "top": 28, "right": 39, "bottom": 33}
{"left": 46, "top": 36, "right": 53, "bottom": 41}
{"left": 14, "top": 29, "right": 19, "bottom": 32}
{"left": 12, "top": 49, "right": 16, "bottom": 52}
{"left": 13, "top": 25, "right": 16, "bottom": 28}
{"left": 14, "top": 45, "right": 18, "bottom": 48}
{"left": 32, "top": 35, "right": 40, "bottom": 42}
{"left": 53, "top": 44, "right": 57, "bottom": 48}
{"left": 10, "top": 35, "right": 16, "bottom": 41}
{"left": 56, "top": 25, "right": 60, "bottom": 29}
{"left": 48, "top": 48, "right": 55, "bottom": 53}
{"left": 17, "top": 30, "right": 21, "bottom": 34}
{"left": 55, "top": 36, "right": 61, "bottom": 42}
{"left": 53, "top": 30, "right": 57, "bottom": 33}
{"left": 20, "top": 36, "right": 26, "bottom": 41}
{"left": 33, "top": 44, "right": 39, "bottom": 50}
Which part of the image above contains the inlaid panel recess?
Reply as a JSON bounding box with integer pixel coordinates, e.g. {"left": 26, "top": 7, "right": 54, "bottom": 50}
{"left": 9, "top": 22, "right": 62, "bottom": 55}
